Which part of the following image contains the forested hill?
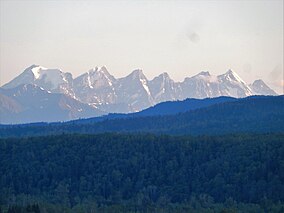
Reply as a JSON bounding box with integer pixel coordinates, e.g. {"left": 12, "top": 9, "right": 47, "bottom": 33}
{"left": 0, "top": 133, "right": 283, "bottom": 212}
{"left": 73, "top": 96, "right": 237, "bottom": 124}
{"left": 0, "top": 95, "right": 283, "bottom": 138}
{"left": 136, "top": 96, "right": 236, "bottom": 116}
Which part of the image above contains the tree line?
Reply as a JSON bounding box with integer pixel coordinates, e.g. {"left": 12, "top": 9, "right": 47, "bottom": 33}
{"left": 0, "top": 133, "right": 283, "bottom": 212}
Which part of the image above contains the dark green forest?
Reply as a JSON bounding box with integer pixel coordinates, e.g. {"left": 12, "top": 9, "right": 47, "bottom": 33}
{"left": 1, "top": 133, "right": 283, "bottom": 212}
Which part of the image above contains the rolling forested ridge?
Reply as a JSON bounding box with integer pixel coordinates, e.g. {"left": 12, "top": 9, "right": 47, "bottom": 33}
{"left": 0, "top": 95, "right": 283, "bottom": 138}
{"left": 0, "top": 133, "right": 284, "bottom": 212}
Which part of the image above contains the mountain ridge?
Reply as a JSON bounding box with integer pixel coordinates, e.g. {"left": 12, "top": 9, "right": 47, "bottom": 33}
{"left": 0, "top": 84, "right": 105, "bottom": 124}
{"left": 2, "top": 65, "right": 278, "bottom": 118}
{"left": 1, "top": 95, "right": 283, "bottom": 137}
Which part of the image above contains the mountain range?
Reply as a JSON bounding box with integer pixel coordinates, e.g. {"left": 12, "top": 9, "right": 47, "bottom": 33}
{"left": 0, "top": 84, "right": 104, "bottom": 124}
{"left": 0, "top": 64, "right": 278, "bottom": 124}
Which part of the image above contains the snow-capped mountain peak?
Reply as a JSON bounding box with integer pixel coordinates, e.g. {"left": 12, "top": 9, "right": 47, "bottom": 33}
{"left": 122, "top": 69, "right": 151, "bottom": 95}
{"left": 217, "top": 69, "right": 253, "bottom": 97}
{"left": 219, "top": 69, "right": 246, "bottom": 84}
{"left": 32, "top": 67, "right": 68, "bottom": 90}
{"left": 3, "top": 64, "right": 75, "bottom": 97}
{"left": 129, "top": 69, "right": 151, "bottom": 95}
{"left": 89, "top": 66, "right": 111, "bottom": 76}
{"left": 150, "top": 72, "right": 173, "bottom": 85}
{"left": 116, "top": 69, "right": 153, "bottom": 111}
{"left": 73, "top": 66, "right": 118, "bottom": 108}
{"left": 76, "top": 66, "right": 116, "bottom": 89}
{"left": 30, "top": 65, "right": 48, "bottom": 79}
{"left": 24, "top": 64, "right": 67, "bottom": 85}
{"left": 148, "top": 72, "right": 177, "bottom": 102}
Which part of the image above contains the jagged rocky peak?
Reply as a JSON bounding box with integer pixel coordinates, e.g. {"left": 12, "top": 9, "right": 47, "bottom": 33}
{"left": 250, "top": 79, "right": 278, "bottom": 95}
{"left": 252, "top": 79, "right": 267, "bottom": 88}
{"left": 27, "top": 64, "right": 39, "bottom": 69}
{"left": 151, "top": 72, "right": 172, "bottom": 82}
{"left": 74, "top": 66, "right": 116, "bottom": 89}
{"left": 126, "top": 69, "right": 148, "bottom": 80}
{"left": 217, "top": 69, "right": 253, "bottom": 97}
{"left": 148, "top": 72, "right": 177, "bottom": 103}
{"left": 183, "top": 71, "right": 207, "bottom": 81}
{"left": 89, "top": 66, "right": 111, "bottom": 76}
{"left": 21, "top": 64, "right": 44, "bottom": 74}
{"left": 1, "top": 65, "right": 42, "bottom": 89}
{"left": 157, "top": 72, "right": 172, "bottom": 80}
{"left": 90, "top": 66, "right": 107, "bottom": 71}
{"left": 2, "top": 64, "right": 73, "bottom": 92}
{"left": 25, "top": 64, "right": 42, "bottom": 72}
{"left": 219, "top": 69, "right": 245, "bottom": 83}
{"left": 90, "top": 66, "right": 115, "bottom": 81}
{"left": 197, "top": 71, "right": 211, "bottom": 76}
{"left": 159, "top": 72, "right": 170, "bottom": 78}
{"left": 186, "top": 71, "right": 217, "bottom": 83}
{"left": 191, "top": 71, "right": 214, "bottom": 81}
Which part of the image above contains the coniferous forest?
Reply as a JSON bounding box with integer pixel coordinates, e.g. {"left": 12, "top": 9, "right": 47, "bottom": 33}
{"left": 0, "top": 133, "right": 283, "bottom": 212}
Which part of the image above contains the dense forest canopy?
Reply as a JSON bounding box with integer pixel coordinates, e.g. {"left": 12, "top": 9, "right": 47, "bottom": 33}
{"left": 1, "top": 133, "right": 283, "bottom": 212}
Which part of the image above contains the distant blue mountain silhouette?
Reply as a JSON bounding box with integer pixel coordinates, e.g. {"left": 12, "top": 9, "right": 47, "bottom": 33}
{"left": 76, "top": 96, "right": 236, "bottom": 124}
{"left": 137, "top": 96, "right": 236, "bottom": 116}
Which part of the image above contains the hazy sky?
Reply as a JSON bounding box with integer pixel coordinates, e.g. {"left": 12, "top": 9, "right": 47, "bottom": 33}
{"left": 0, "top": 0, "right": 283, "bottom": 93}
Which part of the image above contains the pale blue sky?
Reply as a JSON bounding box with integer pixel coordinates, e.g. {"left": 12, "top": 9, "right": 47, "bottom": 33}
{"left": 0, "top": 0, "right": 283, "bottom": 93}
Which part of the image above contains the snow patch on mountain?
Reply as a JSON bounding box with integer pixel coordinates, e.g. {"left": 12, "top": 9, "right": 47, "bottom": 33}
{"left": 3, "top": 64, "right": 75, "bottom": 98}
{"left": 140, "top": 78, "right": 151, "bottom": 96}
{"left": 31, "top": 65, "right": 68, "bottom": 90}
{"left": 217, "top": 69, "right": 253, "bottom": 97}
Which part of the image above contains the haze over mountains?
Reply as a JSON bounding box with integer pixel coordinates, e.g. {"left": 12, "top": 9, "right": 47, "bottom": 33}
{"left": 0, "top": 84, "right": 104, "bottom": 124}
{"left": 0, "top": 65, "right": 278, "bottom": 124}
